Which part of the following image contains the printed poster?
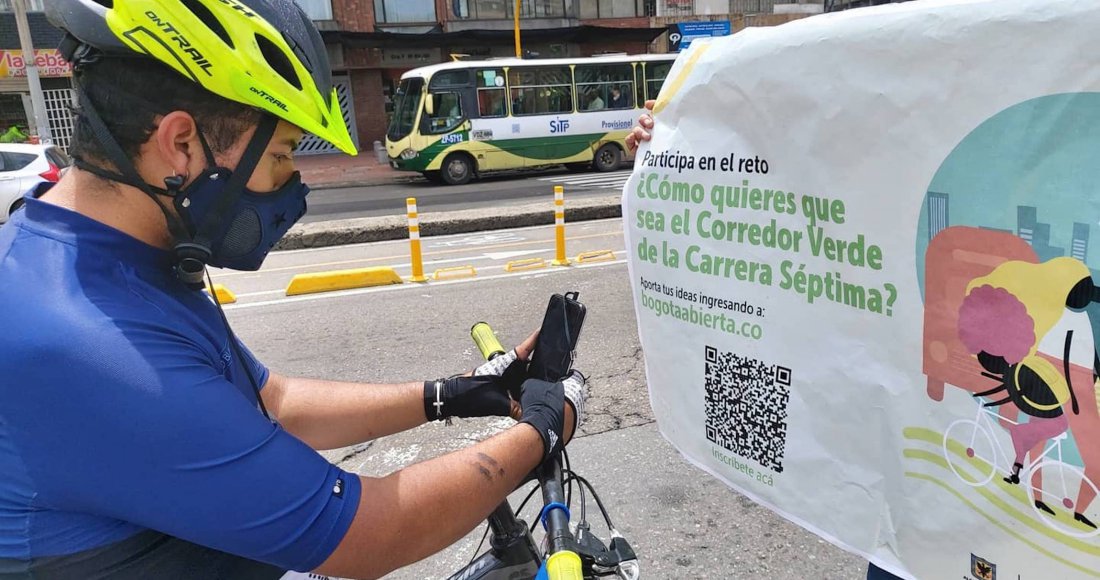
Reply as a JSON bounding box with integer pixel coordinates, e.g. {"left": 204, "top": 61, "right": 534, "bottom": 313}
{"left": 624, "top": 1, "right": 1100, "bottom": 578}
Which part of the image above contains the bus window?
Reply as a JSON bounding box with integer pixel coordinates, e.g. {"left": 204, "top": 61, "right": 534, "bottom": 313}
{"left": 425, "top": 92, "right": 464, "bottom": 134}
{"left": 508, "top": 66, "right": 574, "bottom": 116}
{"left": 645, "top": 61, "right": 674, "bottom": 101}
{"left": 575, "top": 63, "right": 633, "bottom": 112}
{"left": 635, "top": 64, "right": 644, "bottom": 107}
{"left": 430, "top": 70, "right": 473, "bottom": 89}
{"left": 387, "top": 77, "right": 424, "bottom": 141}
{"left": 476, "top": 68, "right": 507, "bottom": 118}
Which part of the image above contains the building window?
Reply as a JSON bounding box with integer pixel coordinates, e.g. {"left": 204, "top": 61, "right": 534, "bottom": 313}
{"left": 0, "top": 0, "right": 46, "bottom": 11}
{"left": 508, "top": 66, "right": 573, "bottom": 116}
{"left": 457, "top": 0, "right": 569, "bottom": 19}
{"left": 476, "top": 68, "right": 508, "bottom": 118}
{"left": 581, "top": 0, "right": 644, "bottom": 18}
{"left": 659, "top": 0, "right": 694, "bottom": 15}
{"left": 294, "top": 0, "right": 333, "bottom": 21}
{"left": 576, "top": 63, "right": 634, "bottom": 112}
{"left": 375, "top": 0, "right": 436, "bottom": 23}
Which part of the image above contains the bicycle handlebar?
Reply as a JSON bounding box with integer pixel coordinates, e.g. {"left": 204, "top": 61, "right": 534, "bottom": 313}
{"left": 472, "top": 321, "right": 637, "bottom": 580}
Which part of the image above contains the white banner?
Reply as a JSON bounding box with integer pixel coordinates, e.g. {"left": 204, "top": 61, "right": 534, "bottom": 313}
{"left": 624, "top": 1, "right": 1100, "bottom": 578}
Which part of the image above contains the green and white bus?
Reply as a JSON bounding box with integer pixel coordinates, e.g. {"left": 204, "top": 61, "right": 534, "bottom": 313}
{"left": 384, "top": 53, "right": 678, "bottom": 185}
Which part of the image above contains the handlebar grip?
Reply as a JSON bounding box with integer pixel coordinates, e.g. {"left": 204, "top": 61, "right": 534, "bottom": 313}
{"left": 471, "top": 322, "right": 506, "bottom": 361}
{"left": 543, "top": 551, "right": 584, "bottom": 580}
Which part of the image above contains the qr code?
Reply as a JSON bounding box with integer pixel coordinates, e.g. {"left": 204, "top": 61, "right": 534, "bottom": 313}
{"left": 704, "top": 345, "right": 791, "bottom": 473}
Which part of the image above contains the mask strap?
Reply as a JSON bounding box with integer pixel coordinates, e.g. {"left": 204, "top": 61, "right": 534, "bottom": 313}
{"left": 74, "top": 84, "right": 192, "bottom": 244}
{"left": 73, "top": 158, "right": 172, "bottom": 196}
{"left": 196, "top": 128, "right": 218, "bottom": 168}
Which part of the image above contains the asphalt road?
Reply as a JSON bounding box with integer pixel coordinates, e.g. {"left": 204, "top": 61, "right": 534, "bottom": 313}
{"left": 218, "top": 220, "right": 867, "bottom": 579}
{"left": 301, "top": 168, "right": 634, "bottom": 223}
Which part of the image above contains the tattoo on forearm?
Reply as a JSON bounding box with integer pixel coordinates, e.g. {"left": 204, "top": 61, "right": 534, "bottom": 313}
{"left": 475, "top": 452, "right": 506, "bottom": 481}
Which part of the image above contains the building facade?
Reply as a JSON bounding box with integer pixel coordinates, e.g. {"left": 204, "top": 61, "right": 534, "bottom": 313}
{"left": 0, "top": 0, "right": 75, "bottom": 149}
{"left": 16, "top": 0, "right": 827, "bottom": 155}
{"left": 321, "top": 0, "right": 825, "bottom": 150}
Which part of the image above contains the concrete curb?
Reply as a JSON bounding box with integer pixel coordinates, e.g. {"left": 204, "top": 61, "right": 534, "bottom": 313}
{"left": 276, "top": 194, "right": 624, "bottom": 251}
{"left": 307, "top": 175, "right": 424, "bottom": 191}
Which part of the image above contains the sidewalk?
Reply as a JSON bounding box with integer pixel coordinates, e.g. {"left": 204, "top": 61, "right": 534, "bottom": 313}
{"left": 295, "top": 152, "right": 419, "bottom": 189}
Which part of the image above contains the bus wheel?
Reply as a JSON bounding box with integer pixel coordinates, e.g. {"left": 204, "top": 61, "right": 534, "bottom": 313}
{"left": 441, "top": 153, "right": 475, "bottom": 186}
{"left": 593, "top": 144, "right": 622, "bottom": 172}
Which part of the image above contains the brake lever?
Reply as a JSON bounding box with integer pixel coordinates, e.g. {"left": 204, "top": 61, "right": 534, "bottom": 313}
{"left": 577, "top": 527, "right": 639, "bottom": 577}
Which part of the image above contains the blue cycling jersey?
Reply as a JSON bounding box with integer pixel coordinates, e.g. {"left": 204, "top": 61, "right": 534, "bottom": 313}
{"left": 0, "top": 188, "right": 360, "bottom": 574}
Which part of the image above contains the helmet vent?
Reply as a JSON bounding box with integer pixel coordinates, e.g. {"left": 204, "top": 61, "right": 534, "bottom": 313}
{"left": 256, "top": 34, "right": 303, "bottom": 91}
{"left": 180, "top": 0, "right": 234, "bottom": 49}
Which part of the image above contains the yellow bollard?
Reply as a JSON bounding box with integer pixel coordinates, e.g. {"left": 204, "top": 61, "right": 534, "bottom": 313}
{"left": 406, "top": 197, "right": 427, "bottom": 282}
{"left": 552, "top": 185, "right": 569, "bottom": 266}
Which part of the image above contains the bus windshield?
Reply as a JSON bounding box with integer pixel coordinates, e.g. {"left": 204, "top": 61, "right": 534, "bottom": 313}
{"left": 388, "top": 78, "right": 424, "bottom": 141}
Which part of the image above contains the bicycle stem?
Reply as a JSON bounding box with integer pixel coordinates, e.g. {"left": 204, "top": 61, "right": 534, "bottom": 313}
{"left": 538, "top": 455, "right": 576, "bottom": 555}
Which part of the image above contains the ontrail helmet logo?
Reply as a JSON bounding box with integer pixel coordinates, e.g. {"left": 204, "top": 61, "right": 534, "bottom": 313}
{"left": 217, "top": 0, "right": 256, "bottom": 17}
{"left": 143, "top": 11, "right": 213, "bottom": 76}
{"left": 250, "top": 86, "right": 289, "bottom": 111}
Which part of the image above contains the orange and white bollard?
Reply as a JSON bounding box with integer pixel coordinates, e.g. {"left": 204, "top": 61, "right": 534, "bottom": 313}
{"left": 406, "top": 197, "right": 427, "bottom": 282}
{"left": 552, "top": 185, "right": 570, "bottom": 266}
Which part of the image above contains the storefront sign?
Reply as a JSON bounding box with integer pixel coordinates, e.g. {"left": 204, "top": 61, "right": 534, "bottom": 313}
{"left": 381, "top": 48, "right": 441, "bottom": 67}
{"left": 0, "top": 50, "right": 72, "bottom": 79}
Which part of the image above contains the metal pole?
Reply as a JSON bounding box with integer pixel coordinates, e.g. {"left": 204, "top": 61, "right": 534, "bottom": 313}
{"left": 13, "top": 0, "right": 52, "bottom": 144}
{"left": 513, "top": 0, "right": 522, "bottom": 58}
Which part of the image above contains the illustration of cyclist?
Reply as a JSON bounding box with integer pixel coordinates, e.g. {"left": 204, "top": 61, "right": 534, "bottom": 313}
{"left": 956, "top": 258, "right": 1093, "bottom": 526}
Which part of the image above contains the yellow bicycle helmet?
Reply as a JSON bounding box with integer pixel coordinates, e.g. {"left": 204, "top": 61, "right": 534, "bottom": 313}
{"left": 47, "top": 0, "right": 357, "bottom": 155}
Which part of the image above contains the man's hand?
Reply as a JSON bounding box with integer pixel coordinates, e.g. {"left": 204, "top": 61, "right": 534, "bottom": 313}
{"left": 516, "top": 371, "right": 587, "bottom": 460}
{"left": 625, "top": 99, "right": 656, "bottom": 152}
{"left": 426, "top": 330, "right": 540, "bottom": 422}
{"left": 516, "top": 378, "right": 565, "bottom": 460}
{"left": 471, "top": 329, "right": 538, "bottom": 419}
{"left": 472, "top": 330, "right": 537, "bottom": 381}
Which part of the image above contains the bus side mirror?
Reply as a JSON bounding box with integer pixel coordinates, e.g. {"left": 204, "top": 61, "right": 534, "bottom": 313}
{"left": 424, "top": 94, "right": 435, "bottom": 116}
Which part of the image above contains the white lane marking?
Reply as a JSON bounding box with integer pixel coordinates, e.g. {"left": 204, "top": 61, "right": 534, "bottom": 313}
{"left": 225, "top": 258, "right": 627, "bottom": 311}
{"left": 483, "top": 249, "right": 547, "bottom": 261}
{"left": 230, "top": 249, "right": 561, "bottom": 298}
{"left": 428, "top": 232, "right": 526, "bottom": 248}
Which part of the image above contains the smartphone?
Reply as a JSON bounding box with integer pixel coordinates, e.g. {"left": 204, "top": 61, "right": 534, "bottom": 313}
{"left": 528, "top": 291, "right": 587, "bottom": 383}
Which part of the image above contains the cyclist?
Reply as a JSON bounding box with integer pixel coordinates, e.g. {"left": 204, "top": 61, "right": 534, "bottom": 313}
{"left": 0, "top": 1, "right": 586, "bottom": 578}
{"left": 628, "top": 103, "right": 903, "bottom": 580}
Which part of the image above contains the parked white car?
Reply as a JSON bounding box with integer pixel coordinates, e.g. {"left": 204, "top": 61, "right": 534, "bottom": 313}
{"left": 0, "top": 143, "right": 71, "bottom": 223}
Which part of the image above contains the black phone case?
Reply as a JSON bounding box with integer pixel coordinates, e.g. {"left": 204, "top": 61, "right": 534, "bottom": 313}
{"left": 529, "top": 291, "right": 586, "bottom": 383}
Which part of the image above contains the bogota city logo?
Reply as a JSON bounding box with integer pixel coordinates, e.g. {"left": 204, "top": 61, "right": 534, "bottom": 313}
{"left": 970, "top": 554, "right": 995, "bottom": 580}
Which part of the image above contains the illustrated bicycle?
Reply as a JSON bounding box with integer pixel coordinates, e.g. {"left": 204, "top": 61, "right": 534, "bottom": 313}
{"left": 942, "top": 396, "right": 1100, "bottom": 538}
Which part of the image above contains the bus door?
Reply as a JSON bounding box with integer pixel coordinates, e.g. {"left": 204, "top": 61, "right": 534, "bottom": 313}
{"left": 469, "top": 67, "right": 511, "bottom": 171}
{"left": 422, "top": 70, "right": 476, "bottom": 156}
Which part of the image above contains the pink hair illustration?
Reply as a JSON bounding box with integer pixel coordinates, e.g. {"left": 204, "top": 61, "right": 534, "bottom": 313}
{"left": 957, "top": 285, "right": 1035, "bottom": 365}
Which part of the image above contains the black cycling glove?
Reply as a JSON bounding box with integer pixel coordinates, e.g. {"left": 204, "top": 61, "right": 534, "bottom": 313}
{"left": 423, "top": 375, "right": 511, "bottom": 421}
{"left": 516, "top": 377, "right": 566, "bottom": 460}
{"left": 472, "top": 349, "right": 530, "bottom": 401}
